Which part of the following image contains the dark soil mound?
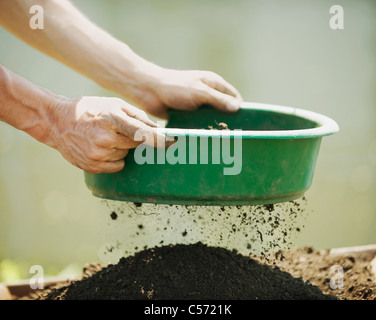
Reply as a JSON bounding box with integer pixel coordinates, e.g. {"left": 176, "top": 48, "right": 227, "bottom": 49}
{"left": 46, "top": 242, "right": 334, "bottom": 300}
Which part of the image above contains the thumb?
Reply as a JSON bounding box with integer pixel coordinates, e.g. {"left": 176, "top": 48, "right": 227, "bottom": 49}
{"left": 113, "top": 111, "right": 171, "bottom": 148}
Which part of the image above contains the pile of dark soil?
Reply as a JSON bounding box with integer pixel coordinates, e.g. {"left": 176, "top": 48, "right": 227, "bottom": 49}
{"left": 43, "top": 242, "right": 334, "bottom": 300}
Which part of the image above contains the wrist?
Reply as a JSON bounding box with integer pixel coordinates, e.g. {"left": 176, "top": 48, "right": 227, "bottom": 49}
{"left": 26, "top": 91, "right": 67, "bottom": 149}
{"left": 96, "top": 43, "right": 165, "bottom": 103}
{"left": 45, "top": 96, "right": 77, "bottom": 149}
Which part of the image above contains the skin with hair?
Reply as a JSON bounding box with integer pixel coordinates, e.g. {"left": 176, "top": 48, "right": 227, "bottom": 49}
{"left": 0, "top": 0, "right": 242, "bottom": 173}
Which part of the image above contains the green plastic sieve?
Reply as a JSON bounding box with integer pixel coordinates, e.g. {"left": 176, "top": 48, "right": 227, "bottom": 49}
{"left": 84, "top": 102, "right": 339, "bottom": 205}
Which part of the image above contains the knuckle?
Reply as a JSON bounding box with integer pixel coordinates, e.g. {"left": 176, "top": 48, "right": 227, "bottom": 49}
{"left": 110, "top": 97, "right": 124, "bottom": 105}
{"left": 196, "top": 85, "right": 211, "bottom": 99}
{"left": 84, "top": 166, "right": 102, "bottom": 174}
{"left": 88, "top": 149, "right": 106, "bottom": 161}
{"left": 105, "top": 160, "right": 125, "bottom": 174}
{"left": 201, "top": 70, "right": 218, "bottom": 80}
{"left": 204, "top": 70, "right": 216, "bottom": 77}
{"left": 126, "top": 106, "right": 147, "bottom": 119}
{"left": 139, "top": 110, "right": 148, "bottom": 118}
{"left": 194, "top": 81, "right": 208, "bottom": 92}
{"left": 95, "top": 134, "right": 114, "bottom": 148}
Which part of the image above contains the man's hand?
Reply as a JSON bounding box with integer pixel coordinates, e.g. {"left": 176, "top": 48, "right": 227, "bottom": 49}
{"left": 49, "top": 96, "right": 165, "bottom": 174}
{"left": 0, "top": 0, "right": 242, "bottom": 120}
{"left": 127, "top": 67, "right": 243, "bottom": 119}
{"left": 0, "top": 65, "right": 168, "bottom": 174}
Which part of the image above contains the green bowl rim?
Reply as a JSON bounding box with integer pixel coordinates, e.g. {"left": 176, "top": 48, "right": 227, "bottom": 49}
{"left": 160, "top": 102, "right": 339, "bottom": 139}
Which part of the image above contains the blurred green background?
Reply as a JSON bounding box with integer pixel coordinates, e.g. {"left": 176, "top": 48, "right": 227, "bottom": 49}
{"left": 0, "top": 0, "right": 375, "bottom": 281}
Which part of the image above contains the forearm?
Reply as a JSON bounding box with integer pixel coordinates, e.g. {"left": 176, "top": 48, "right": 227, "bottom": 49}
{"left": 0, "top": 0, "right": 242, "bottom": 119}
{"left": 0, "top": 65, "right": 61, "bottom": 146}
{"left": 0, "top": 0, "right": 156, "bottom": 101}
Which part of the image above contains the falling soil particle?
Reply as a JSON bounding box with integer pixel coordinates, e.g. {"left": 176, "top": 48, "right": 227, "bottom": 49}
{"left": 42, "top": 242, "right": 334, "bottom": 300}
{"left": 110, "top": 212, "right": 118, "bottom": 220}
{"left": 263, "top": 204, "right": 274, "bottom": 212}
